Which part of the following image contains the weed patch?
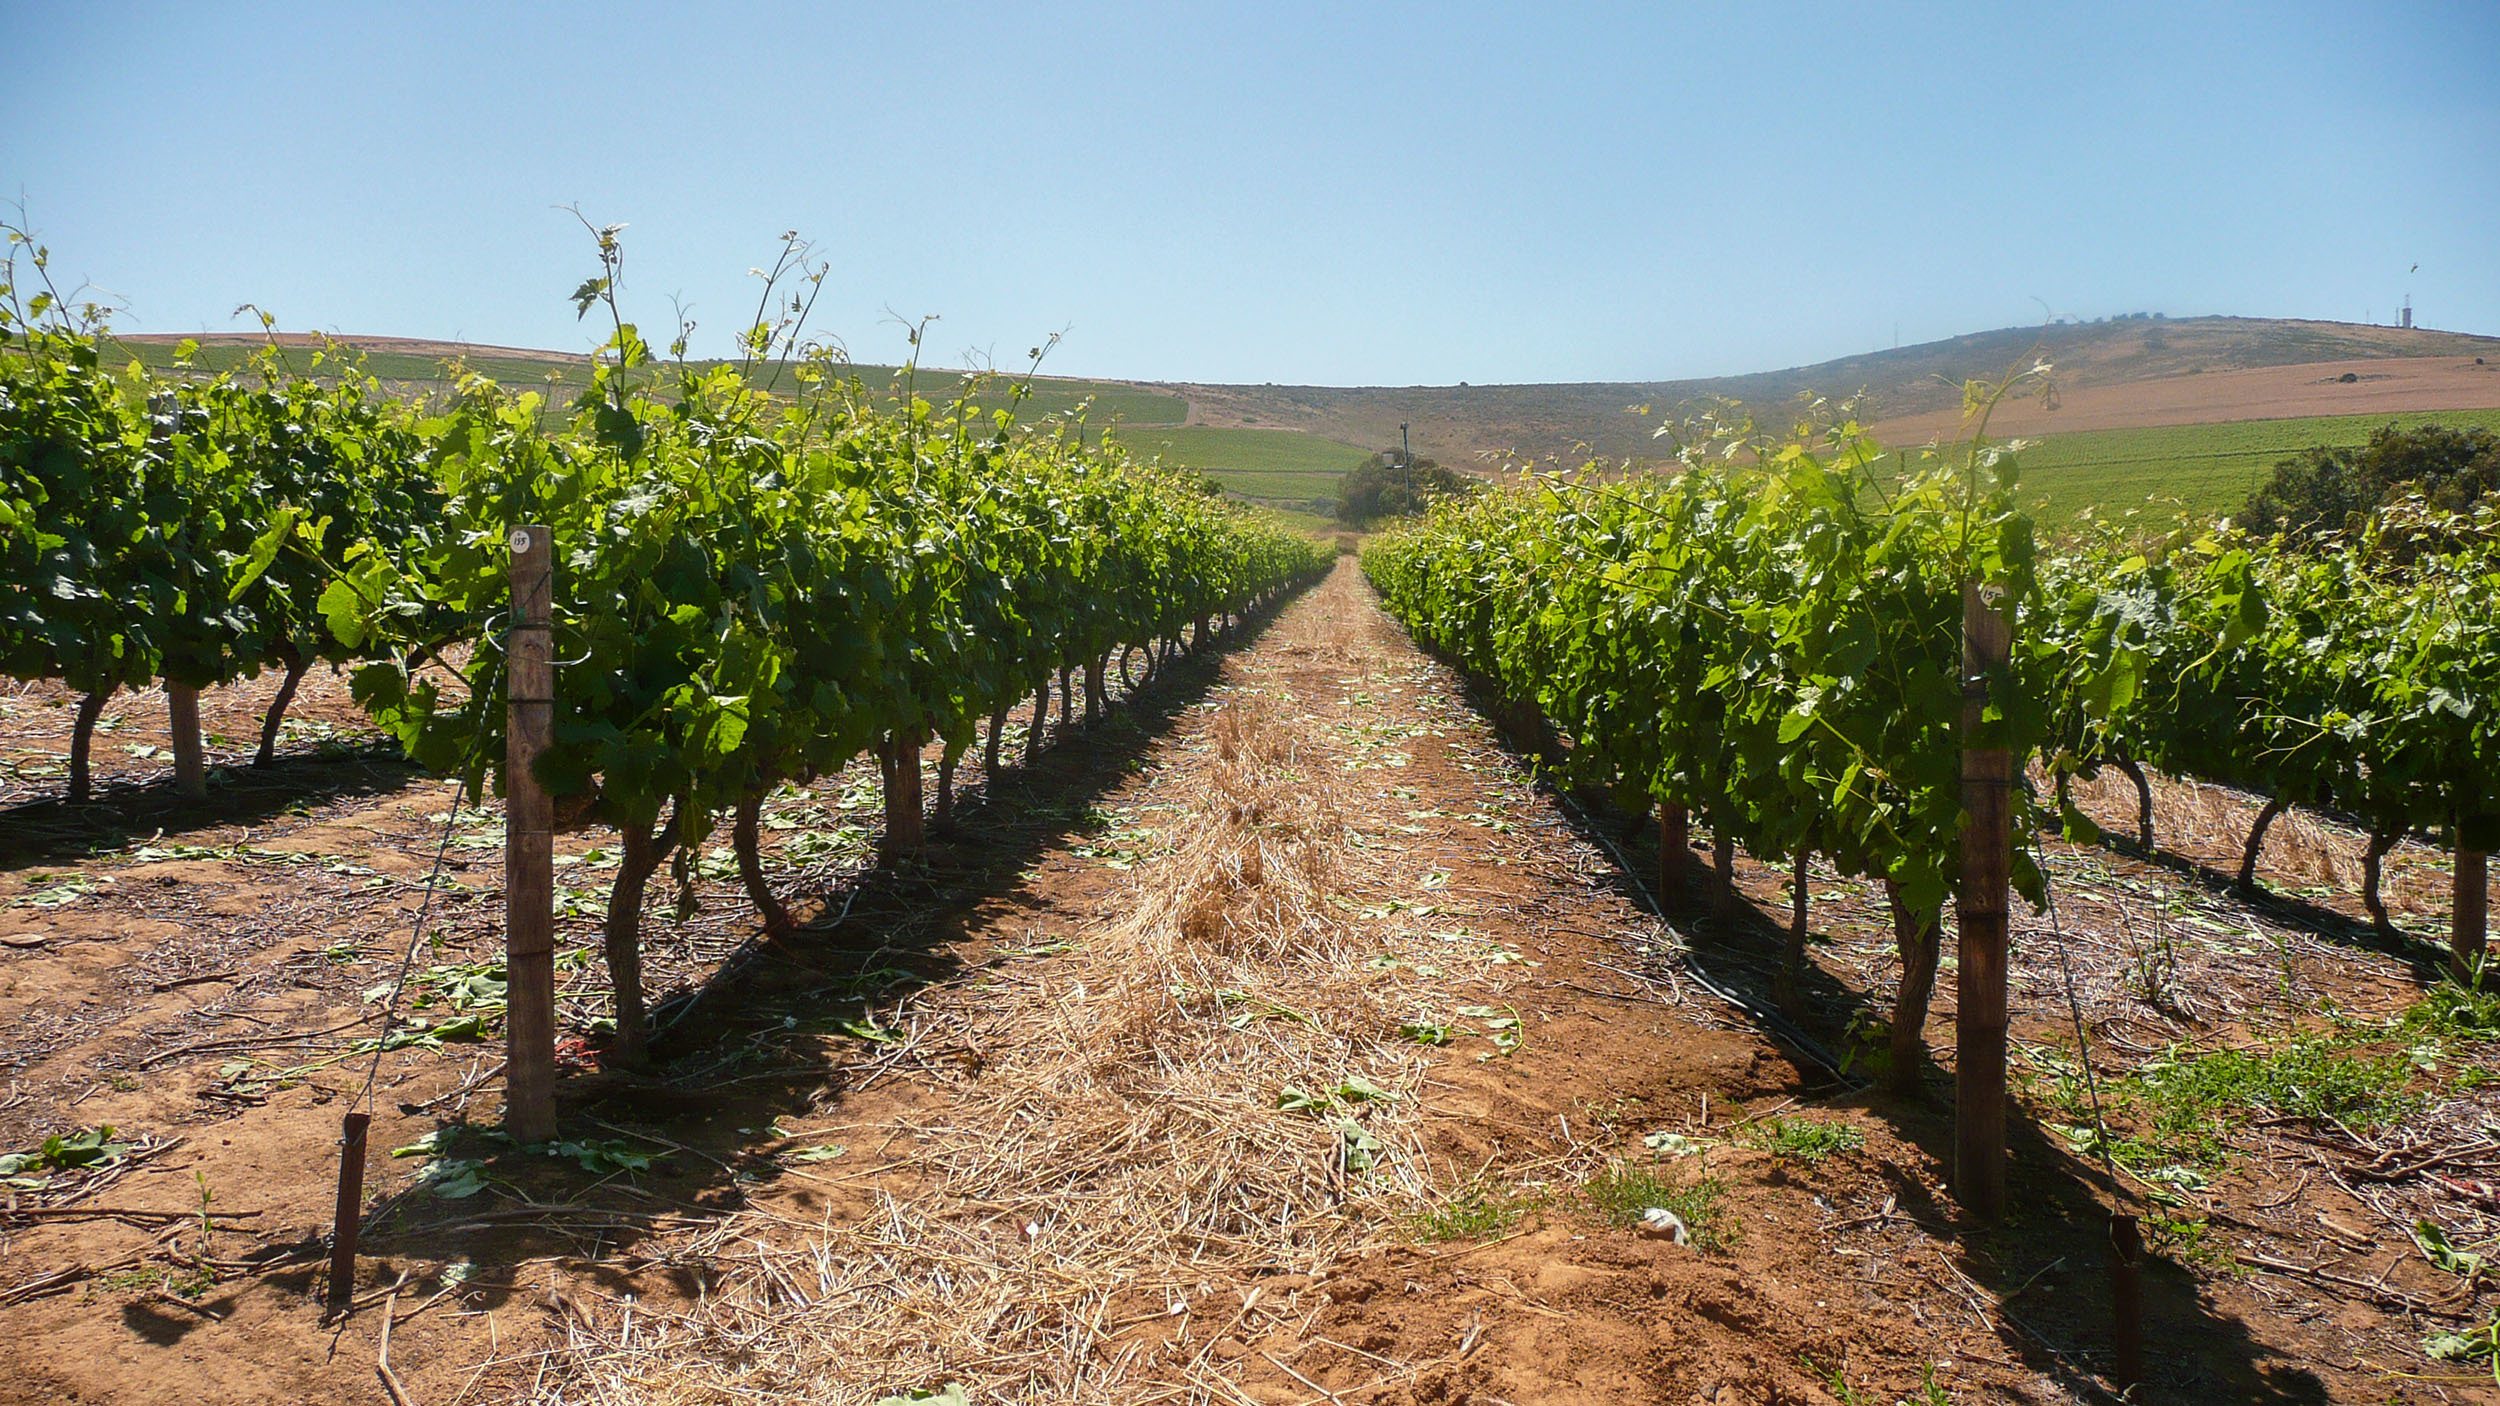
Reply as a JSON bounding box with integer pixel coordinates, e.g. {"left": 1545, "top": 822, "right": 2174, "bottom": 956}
{"left": 1412, "top": 1180, "right": 1539, "bottom": 1242}
{"left": 1743, "top": 1116, "right": 1864, "bottom": 1165}
{"left": 1584, "top": 1163, "right": 1728, "bottom": 1249}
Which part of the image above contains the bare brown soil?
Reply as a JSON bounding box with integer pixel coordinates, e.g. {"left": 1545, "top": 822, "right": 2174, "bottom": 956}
{"left": 0, "top": 562, "right": 2491, "bottom": 1404}
{"left": 1865, "top": 356, "right": 2500, "bottom": 445}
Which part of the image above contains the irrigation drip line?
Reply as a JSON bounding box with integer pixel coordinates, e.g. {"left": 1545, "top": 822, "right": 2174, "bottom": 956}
{"left": 350, "top": 655, "right": 503, "bottom": 1121}
{"left": 1551, "top": 790, "right": 1854, "bottom": 1082}
{"left": 352, "top": 785, "right": 472, "bottom": 1117}
{"left": 2029, "top": 836, "right": 2127, "bottom": 1197}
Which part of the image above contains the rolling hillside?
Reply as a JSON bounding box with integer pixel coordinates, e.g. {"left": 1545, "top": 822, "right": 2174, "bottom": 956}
{"left": 1166, "top": 317, "right": 2500, "bottom": 470}
{"left": 117, "top": 316, "right": 2500, "bottom": 522}
{"left": 108, "top": 333, "right": 1194, "bottom": 429}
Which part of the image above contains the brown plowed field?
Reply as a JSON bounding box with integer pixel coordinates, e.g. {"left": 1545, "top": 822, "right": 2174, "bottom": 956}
{"left": 1868, "top": 355, "right": 2500, "bottom": 444}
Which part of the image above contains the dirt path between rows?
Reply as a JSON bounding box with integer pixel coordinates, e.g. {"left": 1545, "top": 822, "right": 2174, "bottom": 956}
{"left": 0, "top": 558, "right": 2468, "bottom": 1404}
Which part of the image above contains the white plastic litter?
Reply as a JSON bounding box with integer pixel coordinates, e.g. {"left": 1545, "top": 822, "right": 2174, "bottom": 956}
{"left": 1639, "top": 1207, "right": 1691, "bottom": 1245}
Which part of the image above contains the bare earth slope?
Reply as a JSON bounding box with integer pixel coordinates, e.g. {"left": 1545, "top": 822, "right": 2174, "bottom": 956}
{"left": 1867, "top": 354, "right": 2500, "bottom": 445}
{"left": 1171, "top": 319, "right": 2500, "bottom": 468}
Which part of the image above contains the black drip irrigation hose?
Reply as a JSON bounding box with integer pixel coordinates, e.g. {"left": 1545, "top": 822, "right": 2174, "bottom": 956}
{"left": 1548, "top": 789, "right": 1857, "bottom": 1084}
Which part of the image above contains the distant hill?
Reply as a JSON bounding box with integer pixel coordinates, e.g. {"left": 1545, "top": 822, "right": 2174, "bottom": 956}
{"left": 1161, "top": 317, "right": 2500, "bottom": 469}
{"left": 114, "top": 317, "right": 2500, "bottom": 519}
{"left": 108, "top": 332, "right": 1194, "bottom": 428}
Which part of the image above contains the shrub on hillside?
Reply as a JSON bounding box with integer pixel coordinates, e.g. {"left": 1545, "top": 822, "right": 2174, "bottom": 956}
{"left": 1337, "top": 451, "right": 1474, "bottom": 526}
{"left": 2240, "top": 422, "right": 2499, "bottom": 551}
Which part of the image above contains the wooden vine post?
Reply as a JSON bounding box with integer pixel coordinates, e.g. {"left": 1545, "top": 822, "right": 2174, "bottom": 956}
{"left": 1956, "top": 579, "right": 2013, "bottom": 1224}
{"left": 146, "top": 391, "right": 208, "bottom": 801}
{"left": 503, "top": 525, "right": 558, "bottom": 1143}
{"left": 324, "top": 1110, "right": 369, "bottom": 1311}
{"left": 2458, "top": 840, "right": 2490, "bottom": 977}
{"left": 2108, "top": 1210, "right": 2145, "bottom": 1394}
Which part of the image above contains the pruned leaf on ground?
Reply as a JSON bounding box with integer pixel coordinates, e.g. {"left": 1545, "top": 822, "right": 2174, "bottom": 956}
{"left": 359, "top": 1013, "right": 491, "bottom": 1053}
{"left": 547, "top": 1138, "right": 661, "bottom": 1177}
{"left": 2415, "top": 1219, "right": 2487, "bottom": 1280}
{"left": 13, "top": 873, "right": 100, "bottom": 908}
{"left": 1333, "top": 1117, "right": 1384, "bottom": 1172}
{"left": 1644, "top": 1130, "right": 1706, "bottom": 1158}
{"left": 0, "top": 1125, "right": 134, "bottom": 1187}
{"left": 871, "top": 1386, "right": 968, "bottom": 1406}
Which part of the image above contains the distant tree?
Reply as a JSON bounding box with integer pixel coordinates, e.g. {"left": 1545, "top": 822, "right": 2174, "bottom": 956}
{"left": 1337, "top": 449, "right": 1473, "bottom": 526}
{"left": 2241, "top": 422, "right": 2500, "bottom": 551}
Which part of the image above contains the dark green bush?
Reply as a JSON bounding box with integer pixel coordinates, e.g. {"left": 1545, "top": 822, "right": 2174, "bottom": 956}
{"left": 2241, "top": 422, "right": 2499, "bottom": 550}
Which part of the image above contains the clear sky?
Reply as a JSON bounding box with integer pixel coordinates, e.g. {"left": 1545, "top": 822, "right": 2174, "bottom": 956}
{"left": 4, "top": 2, "right": 2493, "bottom": 385}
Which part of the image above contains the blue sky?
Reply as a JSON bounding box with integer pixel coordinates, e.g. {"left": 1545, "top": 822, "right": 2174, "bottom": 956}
{"left": 3, "top": 2, "right": 2493, "bottom": 385}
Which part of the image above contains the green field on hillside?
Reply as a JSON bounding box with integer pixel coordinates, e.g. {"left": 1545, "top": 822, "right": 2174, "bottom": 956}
{"left": 2009, "top": 407, "right": 2500, "bottom": 526}
{"left": 1107, "top": 425, "right": 1373, "bottom": 509}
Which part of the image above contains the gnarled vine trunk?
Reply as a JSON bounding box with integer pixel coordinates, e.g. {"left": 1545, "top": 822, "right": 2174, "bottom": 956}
{"left": 1656, "top": 802, "right": 1689, "bottom": 903}
{"left": 1884, "top": 878, "right": 1941, "bottom": 1098}
{"left": 879, "top": 729, "right": 927, "bottom": 858}
{"left": 2238, "top": 796, "right": 2288, "bottom": 892}
{"left": 1025, "top": 689, "right": 1050, "bottom": 766}
{"left": 1777, "top": 841, "right": 1812, "bottom": 1014}
{"left": 733, "top": 788, "right": 795, "bottom": 938}
{"left": 2113, "top": 757, "right": 2155, "bottom": 851}
{"left": 2457, "top": 845, "right": 2489, "bottom": 978}
{"left": 933, "top": 743, "right": 959, "bottom": 835}
{"left": 602, "top": 806, "right": 682, "bottom": 1068}
{"left": 1713, "top": 828, "right": 1738, "bottom": 921}
{"left": 2360, "top": 826, "right": 2397, "bottom": 930}
{"left": 69, "top": 687, "right": 112, "bottom": 803}
{"left": 255, "top": 648, "right": 311, "bottom": 767}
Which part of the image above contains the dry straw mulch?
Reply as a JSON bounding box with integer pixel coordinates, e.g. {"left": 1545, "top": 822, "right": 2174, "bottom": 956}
{"left": 566, "top": 663, "right": 1501, "bottom": 1402}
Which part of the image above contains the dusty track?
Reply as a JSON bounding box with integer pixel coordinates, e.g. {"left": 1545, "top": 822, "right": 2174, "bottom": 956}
{"left": 0, "top": 560, "right": 2488, "bottom": 1403}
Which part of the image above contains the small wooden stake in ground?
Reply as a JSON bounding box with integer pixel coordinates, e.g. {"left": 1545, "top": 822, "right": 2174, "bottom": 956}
{"left": 2109, "top": 1211, "right": 2145, "bottom": 1395}
{"left": 326, "top": 1110, "right": 371, "bottom": 1311}
{"left": 1956, "top": 579, "right": 2013, "bottom": 1224}
{"left": 2457, "top": 845, "right": 2489, "bottom": 977}
{"left": 167, "top": 683, "right": 206, "bottom": 799}
{"left": 503, "top": 525, "right": 558, "bottom": 1144}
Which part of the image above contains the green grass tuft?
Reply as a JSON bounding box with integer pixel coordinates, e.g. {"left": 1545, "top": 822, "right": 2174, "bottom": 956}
{"left": 1583, "top": 1163, "right": 1728, "bottom": 1248}
{"left": 2402, "top": 975, "right": 2500, "bottom": 1044}
{"left": 1743, "top": 1116, "right": 1865, "bottom": 1165}
{"left": 1411, "top": 1180, "right": 1540, "bottom": 1242}
{"left": 2092, "top": 1035, "right": 2422, "bottom": 1170}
